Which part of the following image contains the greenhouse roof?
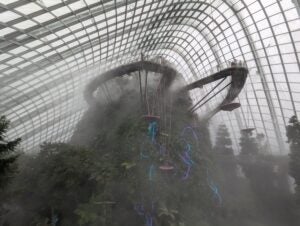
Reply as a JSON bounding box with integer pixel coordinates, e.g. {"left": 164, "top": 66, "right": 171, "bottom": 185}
{"left": 0, "top": 0, "right": 300, "bottom": 153}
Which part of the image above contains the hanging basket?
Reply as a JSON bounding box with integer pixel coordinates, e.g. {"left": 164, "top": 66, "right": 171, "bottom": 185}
{"left": 159, "top": 163, "right": 175, "bottom": 171}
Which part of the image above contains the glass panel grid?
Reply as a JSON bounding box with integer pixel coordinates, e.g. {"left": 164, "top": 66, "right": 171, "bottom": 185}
{"left": 0, "top": 0, "right": 299, "bottom": 153}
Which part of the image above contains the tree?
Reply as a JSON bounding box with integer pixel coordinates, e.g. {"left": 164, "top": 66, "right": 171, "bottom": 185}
{"left": 239, "top": 130, "right": 259, "bottom": 156}
{"left": 7, "top": 143, "right": 98, "bottom": 225}
{"left": 0, "top": 115, "right": 21, "bottom": 189}
{"left": 238, "top": 129, "right": 260, "bottom": 179}
{"left": 286, "top": 115, "right": 300, "bottom": 205}
{"left": 214, "top": 124, "right": 234, "bottom": 155}
{"left": 69, "top": 89, "right": 214, "bottom": 226}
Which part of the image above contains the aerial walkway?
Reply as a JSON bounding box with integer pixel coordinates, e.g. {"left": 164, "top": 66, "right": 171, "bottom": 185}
{"left": 84, "top": 60, "right": 177, "bottom": 106}
{"left": 183, "top": 61, "right": 248, "bottom": 118}
{"left": 84, "top": 60, "right": 248, "bottom": 121}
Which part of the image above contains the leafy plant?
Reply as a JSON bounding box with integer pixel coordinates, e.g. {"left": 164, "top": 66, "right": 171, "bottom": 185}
{"left": 0, "top": 115, "right": 21, "bottom": 189}
{"left": 213, "top": 124, "right": 233, "bottom": 155}
{"left": 287, "top": 116, "right": 300, "bottom": 206}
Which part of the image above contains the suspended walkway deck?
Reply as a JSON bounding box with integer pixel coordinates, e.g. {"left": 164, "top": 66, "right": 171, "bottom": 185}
{"left": 184, "top": 63, "right": 248, "bottom": 118}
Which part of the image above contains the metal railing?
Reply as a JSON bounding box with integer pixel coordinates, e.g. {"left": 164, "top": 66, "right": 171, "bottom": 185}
{"left": 207, "top": 60, "right": 248, "bottom": 75}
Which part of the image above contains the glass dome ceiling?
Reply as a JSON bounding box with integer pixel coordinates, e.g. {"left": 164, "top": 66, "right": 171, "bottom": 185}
{"left": 0, "top": 0, "right": 300, "bottom": 153}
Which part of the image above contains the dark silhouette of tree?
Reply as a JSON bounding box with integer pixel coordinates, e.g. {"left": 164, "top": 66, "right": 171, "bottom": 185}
{"left": 7, "top": 143, "right": 98, "bottom": 225}
{"left": 0, "top": 115, "right": 21, "bottom": 189}
{"left": 239, "top": 130, "right": 259, "bottom": 156}
{"left": 238, "top": 129, "right": 260, "bottom": 179}
{"left": 214, "top": 124, "right": 234, "bottom": 155}
{"left": 237, "top": 127, "right": 296, "bottom": 226}
{"left": 256, "top": 133, "right": 268, "bottom": 154}
{"left": 286, "top": 115, "right": 300, "bottom": 205}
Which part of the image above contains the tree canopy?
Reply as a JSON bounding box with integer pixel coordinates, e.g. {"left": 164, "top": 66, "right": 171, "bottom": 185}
{"left": 287, "top": 115, "right": 300, "bottom": 206}
{"left": 213, "top": 124, "right": 233, "bottom": 155}
{"left": 0, "top": 115, "right": 21, "bottom": 189}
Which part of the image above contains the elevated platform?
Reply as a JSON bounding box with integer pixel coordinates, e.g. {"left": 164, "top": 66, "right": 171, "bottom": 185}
{"left": 159, "top": 163, "right": 174, "bottom": 171}
{"left": 220, "top": 102, "right": 241, "bottom": 111}
{"left": 184, "top": 66, "right": 248, "bottom": 90}
{"left": 84, "top": 60, "right": 178, "bottom": 106}
{"left": 184, "top": 65, "right": 248, "bottom": 118}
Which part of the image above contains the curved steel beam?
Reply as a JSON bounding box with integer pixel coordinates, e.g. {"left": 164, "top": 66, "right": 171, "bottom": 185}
{"left": 184, "top": 65, "right": 248, "bottom": 119}
{"left": 84, "top": 60, "right": 178, "bottom": 106}
{"left": 226, "top": 0, "right": 285, "bottom": 152}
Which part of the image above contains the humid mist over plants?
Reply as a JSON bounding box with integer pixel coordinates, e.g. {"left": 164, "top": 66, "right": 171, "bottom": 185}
{"left": 1, "top": 61, "right": 300, "bottom": 226}
{"left": 1, "top": 0, "right": 300, "bottom": 226}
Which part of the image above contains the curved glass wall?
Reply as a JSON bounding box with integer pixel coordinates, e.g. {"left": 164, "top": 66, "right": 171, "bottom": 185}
{"left": 0, "top": 0, "right": 300, "bottom": 153}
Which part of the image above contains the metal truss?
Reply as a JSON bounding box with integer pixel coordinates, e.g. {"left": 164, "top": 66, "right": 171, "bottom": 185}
{"left": 0, "top": 0, "right": 299, "bottom": 153}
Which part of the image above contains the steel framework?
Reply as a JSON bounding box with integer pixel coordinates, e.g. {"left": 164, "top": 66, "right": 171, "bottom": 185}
{"left": 0, "top": 0, "right": 299, "bottom": 153}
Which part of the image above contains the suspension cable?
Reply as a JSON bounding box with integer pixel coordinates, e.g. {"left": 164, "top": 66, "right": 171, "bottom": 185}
{"left": 190, "top": 82, "right": 232, "bottom": 113}
{"left": 189, "top": 77, "right": 227, "bottom": 112}
{"left": 138, "top": 69, "right": 144, "bottom": 111}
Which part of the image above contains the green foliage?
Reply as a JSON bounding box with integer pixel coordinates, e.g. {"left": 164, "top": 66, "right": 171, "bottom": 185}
{"left": 68, "top": 90, "right": 214, "bottom": 226}
{"left": 7, "top": 143, "right": 98, "bottom": 225}
{"left": 239, "top": 130, "right": 259, "bottom": 156}
{"left": 75, "top": 197, "right": 107, "bottom": 226}
{"left": 157, "top": 206, "right": 182, "bottom": 226}
{"left": 213, "top": 124, "right": 233, "bottom": 155}
{"left": 4, "top": 87, "right": 297, "bottom": 225}
{"left": 287, "top": 116, "right": 300, "bottom": 206}
{"left": 0, "top": 115, "right": 21, "bottom": 189}
{"left": 237, "top": 127, "right": 296, "bottom": 226}
{"left": 0, "top": 86, "right": 216, "bottom": 225}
